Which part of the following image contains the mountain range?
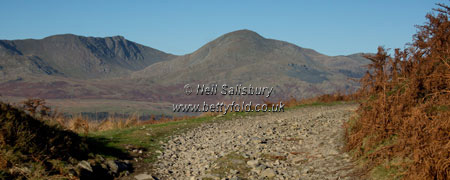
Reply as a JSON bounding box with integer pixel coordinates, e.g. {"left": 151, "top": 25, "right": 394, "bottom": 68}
{"left": 0, "top": 30, "right": 370, "bottom": 115}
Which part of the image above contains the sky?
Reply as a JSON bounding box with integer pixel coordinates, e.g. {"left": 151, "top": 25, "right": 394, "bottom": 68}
{"left": 0, "top": 0, "right": 443, "bottom": 56}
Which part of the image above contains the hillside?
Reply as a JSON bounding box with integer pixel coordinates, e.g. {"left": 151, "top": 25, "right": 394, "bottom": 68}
{"left": 345, "top": 4, "right": 449, "bottom": 179}
{"left": 131, "top": 30, "right": 370, "bottom": 101}
{"left": 0, "top": 101, "right": 138, "bottom": 179}
{"left": 0, "top": 34, "right": 176, "bottom": 80}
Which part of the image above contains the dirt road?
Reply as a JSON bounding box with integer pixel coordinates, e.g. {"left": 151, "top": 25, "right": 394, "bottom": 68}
{"left": 149, "top": 104, "right": 359, "bottom": 180}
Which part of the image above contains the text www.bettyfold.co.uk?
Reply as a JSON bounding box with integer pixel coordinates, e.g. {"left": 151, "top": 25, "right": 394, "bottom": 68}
{"left": 172, "top": 101, "right": 285, "bottom": 115}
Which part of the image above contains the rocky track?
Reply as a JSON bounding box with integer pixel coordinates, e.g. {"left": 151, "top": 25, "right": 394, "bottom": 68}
{"left": 152, "top": 104, "right": 359, "bottom": 180}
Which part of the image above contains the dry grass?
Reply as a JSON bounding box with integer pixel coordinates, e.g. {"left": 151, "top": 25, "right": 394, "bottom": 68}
{"left": 66, "top": 112, "right": 195, "bottom": 133}
{"left": 18, "top": 98, "right": 197, "bottom": 133}
{"left": 264, "top": 92, "right": 356, "bottom": 109}
{"left": 345, "top": 4, "right": 450, "bottom": 180}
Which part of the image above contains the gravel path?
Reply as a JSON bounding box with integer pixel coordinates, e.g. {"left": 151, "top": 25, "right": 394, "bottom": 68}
{"left": 152, "top": 104, "right": 359, "bottom": 180}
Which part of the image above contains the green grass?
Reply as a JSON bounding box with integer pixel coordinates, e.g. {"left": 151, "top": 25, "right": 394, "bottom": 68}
{"left": 370, "top": 157, "right": 407, "bottom": 180}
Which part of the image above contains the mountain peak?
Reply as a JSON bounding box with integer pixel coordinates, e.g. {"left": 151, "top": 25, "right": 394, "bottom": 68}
{"left": 198, "top": 29, "right": 266, "bottom": 51}
{"left": 109, "top": 35, "right": 126, "bottom": 41}
{"left": 44, "top": 33, "right": 80, "bottom": 40}
{"left": 224, "top": 29, "right": 262, "bottom": 36}
{"left": 221, "top": 29, "right": 264, "bottom": 40}
{"left": 41, "top": 34, "right": 127, "bottom": 42}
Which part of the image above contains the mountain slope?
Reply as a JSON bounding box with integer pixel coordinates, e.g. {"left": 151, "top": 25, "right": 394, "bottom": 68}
{"left": 0, "top": 34, "right": 175, "bottom": 80}
{"left": 132, "top": 30, "right": 370, "bottom": 99}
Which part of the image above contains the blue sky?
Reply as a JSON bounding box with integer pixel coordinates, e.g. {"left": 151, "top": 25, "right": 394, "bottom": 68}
{"left": 0, "top": 0, "right": 442, "bottom": 56}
